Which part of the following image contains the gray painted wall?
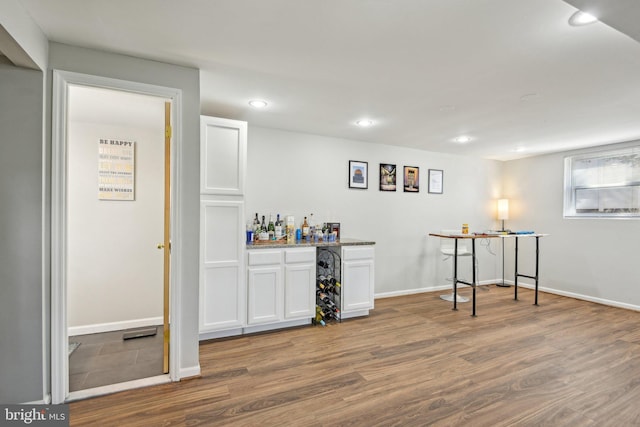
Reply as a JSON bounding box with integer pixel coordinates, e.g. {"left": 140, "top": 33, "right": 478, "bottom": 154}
{"left": 47, "top": 43, "right": 201, "bottom": 380}
{"left": 246, "top": 126, "right": 505, "bottom": 296}
{"left": 503, "top": 143, "right": 640, "bottom": 309}
{"left": 0, "top": 58, "right": 44, "bottom": 403}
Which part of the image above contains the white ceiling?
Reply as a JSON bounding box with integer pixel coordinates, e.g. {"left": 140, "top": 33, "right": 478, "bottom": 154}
{"left": 17, "top": 0, "right": 640, "bottom": 161}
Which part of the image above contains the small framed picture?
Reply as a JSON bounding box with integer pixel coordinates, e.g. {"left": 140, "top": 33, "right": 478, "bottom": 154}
{"left": 403, "top": 166, "right": 419, "bottom": 192}
{"left": 428, "top": 169, "right": 444, "bottom": 194}
{"left": 349, "top": 160, "right": 368, "bottom": 189}
{"left": 379, "top": 163, "right": 396, "bottom": 191}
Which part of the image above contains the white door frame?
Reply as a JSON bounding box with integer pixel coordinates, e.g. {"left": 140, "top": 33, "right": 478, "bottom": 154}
{"left": 51, "top": 70, "right": 184, "bottom": 404}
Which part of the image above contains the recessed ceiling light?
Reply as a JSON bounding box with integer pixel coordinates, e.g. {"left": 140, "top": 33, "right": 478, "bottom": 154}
{"left": 454, "top": 136, "right": 471, "bottom": 143}
{"left": 568, "top": 10, "right": 598, "bottom": 26}
{"left": 439, "top": 105, "right": 456, "bottom": 112}
{"left": 248, "top": 99, "right": 268, "bottom": 108}
{"left": 520, "top": 93, "right": 540, "bottom": 102}
{"left": 356, "top": 119, "right": 374, "bottom": 127}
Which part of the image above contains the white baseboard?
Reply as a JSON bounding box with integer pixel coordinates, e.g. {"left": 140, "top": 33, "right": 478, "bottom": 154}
{"left": 340, "top": 309, "right": 370, "bottom": 319}
{"left": 243, "top": 318, "right": 310, "bottom": 335}
{"left": 199, "top": 328, "right": 243, "bottom": 341}
{"left": 66, "top": 375, "right": 172, "bottom": 402}
{"left": 24, "top": 396, "right": 49, "bottom": 404}
{"left": 375, "top": 278, "right": 640, "bottom": 312}
{"left": 375, "top": 280, "right": 494, "bottom": 299}
{"left": 178, "top": 364, "right": 201, "bottom": 380}
{"left": 68, "top": 316, "right": 164, "bottom": 336}
{"left": 516, "top": 282, "right": 640, "bottom": 312}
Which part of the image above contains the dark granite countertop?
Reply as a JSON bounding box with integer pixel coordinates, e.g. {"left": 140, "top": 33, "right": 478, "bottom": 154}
{"left": 246, "top": 237, "right": 375, "bottom": 249}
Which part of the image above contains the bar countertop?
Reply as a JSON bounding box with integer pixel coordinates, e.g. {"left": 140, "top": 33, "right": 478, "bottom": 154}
{"left": 246, "top": 237, "right": 375, "bottom": 249}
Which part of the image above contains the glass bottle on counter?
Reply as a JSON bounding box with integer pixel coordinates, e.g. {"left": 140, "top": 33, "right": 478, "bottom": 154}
{"left": 302, "top": 216, "right": 310, "bottom": 238}
{"left": 261, "top": 215, "right": 267, "bottom": 233}
{"left": 268, "top": 214, "right": 276, "bottom": 240}
{"left": 252, "top": 214, "right": 260, "bottom": 241}
{"left": 275, "top": 214, "right": 283, "bottom": 239}
{"left": 309, "top": 213, "right": 315, "bottom": 238}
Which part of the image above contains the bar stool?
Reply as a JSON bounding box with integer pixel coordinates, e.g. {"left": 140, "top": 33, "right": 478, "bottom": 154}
{"left": 439, "top": 230, "right": 472, "bottom": 303}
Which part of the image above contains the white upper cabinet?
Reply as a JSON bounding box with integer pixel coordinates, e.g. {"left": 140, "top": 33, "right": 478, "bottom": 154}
{"left": 200, "top": 116, "right": 247, "bottom": 195}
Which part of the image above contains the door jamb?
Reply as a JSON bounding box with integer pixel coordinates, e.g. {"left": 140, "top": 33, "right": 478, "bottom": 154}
{"left": 51, "top": 70, "right": 183, "bottom": 404}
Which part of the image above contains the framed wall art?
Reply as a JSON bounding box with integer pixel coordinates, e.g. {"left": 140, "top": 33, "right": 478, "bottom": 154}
{"left": 349, "top": 160, "right": 368, "bottom": 189}
{"left": 98, "top": 138, "right": 135, "bottom": 200}
{"left": 403, "top": 166, "right": 419, "bottom": 192}
{"left": 379, "top": 163, "right": 396, "bottom": 191}
{"left": 428, "top": 169, "right": 443, "bottom": 194}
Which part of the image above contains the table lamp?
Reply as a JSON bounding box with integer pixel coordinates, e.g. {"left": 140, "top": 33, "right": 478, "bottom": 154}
{"left": 497, "top": 198, "right": 510, "bottom": 287}
{"left": 497, "top": 198, "right": 509, "bottom": 232}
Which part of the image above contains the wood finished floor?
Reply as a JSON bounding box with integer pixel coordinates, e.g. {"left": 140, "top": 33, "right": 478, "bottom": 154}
{"left": 69, "top": 286, "right": 640, "bottom": 426}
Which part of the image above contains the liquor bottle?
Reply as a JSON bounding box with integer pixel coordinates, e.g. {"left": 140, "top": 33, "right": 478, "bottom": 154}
{"left": 261, "top": 215, "right": 267, "bottom": 232}
{"left": 268, "top": 214, "right": 275, "bottom": 240}
{"left": 253, "top": 213, "right": 260, "bottom": 231}
{"left": 302, "top": 216, "right": 310, "bottom": 238}
{"left": 275, "top": 214, "right": 283, "bottom": 239}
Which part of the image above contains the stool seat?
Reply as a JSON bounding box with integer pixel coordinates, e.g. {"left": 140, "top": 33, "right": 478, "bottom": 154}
{"left": 440, "top": 247, "right": 472, "bottom": 257}
{"left": 439, "top": 230, "right": 474, "bottom": 303}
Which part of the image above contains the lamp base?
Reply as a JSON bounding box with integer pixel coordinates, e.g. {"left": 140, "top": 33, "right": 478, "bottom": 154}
{"left": 496, "top": 282, "right": 511, "bottom": 288}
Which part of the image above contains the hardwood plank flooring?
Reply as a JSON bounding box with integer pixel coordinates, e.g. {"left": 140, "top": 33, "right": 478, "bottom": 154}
{"left": 69, "top": 286, "right": 640, "bottom": 426}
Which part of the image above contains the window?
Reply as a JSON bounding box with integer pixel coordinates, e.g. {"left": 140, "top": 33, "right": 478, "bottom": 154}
{"left": 564, "top": 145, "right": 640, "bottom": 218}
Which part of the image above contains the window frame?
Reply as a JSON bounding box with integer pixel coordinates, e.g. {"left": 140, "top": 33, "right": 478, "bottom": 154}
{"left": 563, "top": 144, "right": 640, "bottom": 219}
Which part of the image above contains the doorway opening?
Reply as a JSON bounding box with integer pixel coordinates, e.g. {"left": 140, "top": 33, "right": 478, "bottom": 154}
{"left": 51, "top": 71, "right": 181, "bottom": 403}
{"left": 66, "top": 85, "right": 169, "bottom": 392}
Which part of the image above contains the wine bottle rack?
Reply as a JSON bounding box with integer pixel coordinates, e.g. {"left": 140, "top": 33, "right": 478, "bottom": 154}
{"left": 314, "top": 247, "right": 342, "bottom": 325}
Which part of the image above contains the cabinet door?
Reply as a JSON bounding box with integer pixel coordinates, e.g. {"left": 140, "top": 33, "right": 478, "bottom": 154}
{"left": 247, "top": 266, "right": 282, "bottom": 325}
{"left": 200, "top": 116, "right": 247, "bottom": 195}
{"left": 199, "top": 200, "right": 245, "bottom": 332}
{"left": 284, "top": 262, "right": 315, "bottom": 319}
{"left": 342, "top": 246, "right": 375, "bottom": 313}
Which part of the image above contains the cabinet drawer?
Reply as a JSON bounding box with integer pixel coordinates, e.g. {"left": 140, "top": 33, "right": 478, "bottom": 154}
{"left": 247, "top": 250, "right": 282, "bottom": 266}
{"left": 342, "top": 246, "right": 374, "bottom": 261}
{"left": 285, "top": 248, "right": 316, "bottom": 264}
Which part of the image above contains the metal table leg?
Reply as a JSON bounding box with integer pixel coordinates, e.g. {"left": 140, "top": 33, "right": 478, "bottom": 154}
{"left": 514, "top": 235, "right": 541, "bottom": 306}
{"left": 514, "top": 236, "right": 519, "bottom": 300}
{"left": 471, "top": 238, "right": 477, "bottom": 317}
{"left": 534, "top": 236, "right": 540, "bottom": 306}
{"left": 453, "top": 238, "right": 458, "bottom": 311}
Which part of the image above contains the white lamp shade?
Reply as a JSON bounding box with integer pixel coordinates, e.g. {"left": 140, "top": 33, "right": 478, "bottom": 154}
{"left": 497, "top": 199, "right": 509, "bottom": 220}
